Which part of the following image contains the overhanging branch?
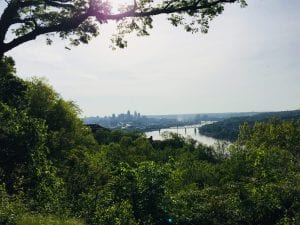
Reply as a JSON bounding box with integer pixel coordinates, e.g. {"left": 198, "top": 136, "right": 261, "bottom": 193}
{"left": 2, "top": 12, "right": 89, "bottom": 53}
{"left": 0, "top": 0, "right": 239, "bottom": 56}
{"left": 96, "top": 0, "right": 236, "bottom": 21}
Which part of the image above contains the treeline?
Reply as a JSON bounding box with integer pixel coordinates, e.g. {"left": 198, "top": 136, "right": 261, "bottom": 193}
{"left": 1, "top": 57, "right": 300, "bottom": 225}
{"left": 198, "top": 110, "right": 300, "bottom": 141}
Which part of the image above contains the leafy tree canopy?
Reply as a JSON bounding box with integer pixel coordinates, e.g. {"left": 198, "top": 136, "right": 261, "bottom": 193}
{"left": 0, "top": 57, "right": 28, "bottom": 108}
{"left": 0, "top": 0, "right": 246, "bottom": 56}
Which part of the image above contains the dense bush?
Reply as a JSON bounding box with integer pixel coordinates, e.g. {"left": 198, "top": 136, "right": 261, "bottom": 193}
{"left": 0, "top": 184, "right": 25, "bottom": 225}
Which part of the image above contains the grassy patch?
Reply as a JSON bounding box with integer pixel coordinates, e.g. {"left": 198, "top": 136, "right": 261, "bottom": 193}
{"left": 16, "top": 214, "right": 85, "bottom": 225}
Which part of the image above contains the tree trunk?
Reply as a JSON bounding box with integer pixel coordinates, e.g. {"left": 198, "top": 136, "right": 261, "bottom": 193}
{"left": 0, "top": 43, "right": 5, "bottom": 61}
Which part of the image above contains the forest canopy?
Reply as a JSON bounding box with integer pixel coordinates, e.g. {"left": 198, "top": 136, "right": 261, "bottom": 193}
{"left": 199, "top": 110, "right": 300, "bottom": 141}
{"left": 0, "top": 57, "right": 300, "bottom": 225}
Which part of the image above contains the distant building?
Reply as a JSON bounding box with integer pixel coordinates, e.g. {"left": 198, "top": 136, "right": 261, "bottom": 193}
{"left": 118, "top": 113, "right": 125, "bottom": 121}
{"left": 127, "top": 110, "right": 131, "bottom": 120}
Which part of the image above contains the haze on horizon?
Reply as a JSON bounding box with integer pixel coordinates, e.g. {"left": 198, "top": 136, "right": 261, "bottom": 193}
{"left": 5, "top": 0, "right": 300, "bottom": 117}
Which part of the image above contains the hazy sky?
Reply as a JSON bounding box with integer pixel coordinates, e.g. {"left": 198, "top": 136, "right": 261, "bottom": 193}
{"left": 5, "top": 0, "right": 300, "bottom": 116}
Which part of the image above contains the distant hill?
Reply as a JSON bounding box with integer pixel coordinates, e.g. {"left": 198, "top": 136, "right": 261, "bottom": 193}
{"left": 198, "top": 110, "right": 300, "bottom": 142}
{"left": 146, "top": 112, "right": 259, "bottom": 121}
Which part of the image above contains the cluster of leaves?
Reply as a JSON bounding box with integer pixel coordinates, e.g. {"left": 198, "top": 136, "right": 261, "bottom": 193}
{"left": 1, "top": 57, "right": 300, "bottom": 225}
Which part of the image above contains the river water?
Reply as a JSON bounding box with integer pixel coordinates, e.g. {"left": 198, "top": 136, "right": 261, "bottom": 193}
{"left": 145, "top": 122, "right": 220, "bottom": 146}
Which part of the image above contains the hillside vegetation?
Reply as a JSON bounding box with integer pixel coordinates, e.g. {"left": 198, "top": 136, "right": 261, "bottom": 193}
{"left": 1, "top": 57, "right": 300, "bottom": 225}
{"left": 199, "top": 110, "right": 300, "bottom": 141}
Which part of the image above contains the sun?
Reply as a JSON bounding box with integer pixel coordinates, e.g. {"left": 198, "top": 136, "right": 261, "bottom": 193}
{"left": 109, "top": 0, "right": 133, "bottom": 11}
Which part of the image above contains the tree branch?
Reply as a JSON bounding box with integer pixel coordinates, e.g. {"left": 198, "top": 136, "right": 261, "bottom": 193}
{"left": 2, "top": 12, "right": 89, "bottom": 53}
{"left": 44, "top": 0, "right": 75, "bottom": 9}
{"left": 19, "top": 0, "right": 74, "bottom": 9}
{"left": 0, "top": 0, "right": 20, "bottom": 43}
{"left": 96, "top": 0, "right": 236, "bottom": 21}
{"left": 11, "top": 17, "right": 38, "bottom": 27}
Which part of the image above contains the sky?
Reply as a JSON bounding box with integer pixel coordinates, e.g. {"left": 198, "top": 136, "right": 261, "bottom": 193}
{"left": 4, "top": 0, "right": 300, "bottom": 116}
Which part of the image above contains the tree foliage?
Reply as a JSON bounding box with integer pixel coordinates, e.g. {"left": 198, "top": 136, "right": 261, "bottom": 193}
{"left": 0, "top": 56, "right": 28, "bottom": 108}
{"left": 1, "top": 58, "right": 300, "bottom": 224}
{"left": 199, "top": 110, "right": 300, "bottom": 141}
{"left": 0, "top": 0, "right": 246, "bottom": 56}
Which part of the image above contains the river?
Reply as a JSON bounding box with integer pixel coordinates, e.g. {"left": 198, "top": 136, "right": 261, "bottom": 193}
{"left": 145, "top": 121, "right": 221, "bottom": 146}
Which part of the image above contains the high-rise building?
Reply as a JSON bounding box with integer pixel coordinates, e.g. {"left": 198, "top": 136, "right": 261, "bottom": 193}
{"left": 126, "top": 110, "right": 131, "bottom": 120}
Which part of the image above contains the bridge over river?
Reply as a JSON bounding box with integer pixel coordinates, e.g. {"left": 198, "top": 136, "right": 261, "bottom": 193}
{"left": 145, "top": 122, "right": 223, "bottom": 146}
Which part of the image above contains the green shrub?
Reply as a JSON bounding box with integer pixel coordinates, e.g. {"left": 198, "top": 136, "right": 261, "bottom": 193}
{"left": 0, "top": 184, "right": 25, "bottom": 225}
